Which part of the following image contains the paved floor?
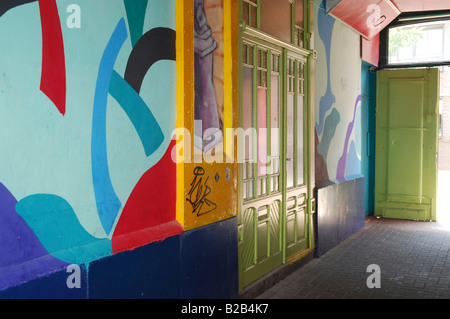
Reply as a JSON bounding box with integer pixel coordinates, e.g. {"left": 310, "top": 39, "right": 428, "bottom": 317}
{"left": 256, "top": 216, "right": 450, "bottom": 299}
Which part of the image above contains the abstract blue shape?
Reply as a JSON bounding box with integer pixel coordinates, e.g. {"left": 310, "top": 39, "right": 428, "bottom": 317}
{"left": 15, "top": 194, "right": 112, "bottom": 265}
{"left": 345, "top": 141, "right": 361, "bottom": 179}
{"left": 316, "top": 0, "right": 336, "bottom": 137}
{"left": 92, "top": 18, "right": 128, "bottom": 235}
{"left": 336, "top": 95, "right": 362, "bottom": 182}
{"left": 109, "top": 70, "right": 164, "bottom": 157}
{"left": 317, "top": 107, "right": 340, "bottom": 162}
{"left": 0, "top": 183, "right": 68, "bottom": 290}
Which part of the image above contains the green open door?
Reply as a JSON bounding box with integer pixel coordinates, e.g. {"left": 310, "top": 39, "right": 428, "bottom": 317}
{"left": 375, "top": 68, "right": 439, "bottom": 221}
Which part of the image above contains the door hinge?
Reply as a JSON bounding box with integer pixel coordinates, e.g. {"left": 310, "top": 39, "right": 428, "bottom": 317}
{"left": 309, "top": 197, "right": 316, "bottom": 213}
{"left": 239, "top": 19, "right": 246, "bottom": 32}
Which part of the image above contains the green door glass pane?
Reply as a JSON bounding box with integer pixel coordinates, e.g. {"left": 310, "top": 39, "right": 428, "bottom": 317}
{"left": 297, "top": 95, "right": 304, "bottom": 185}
{"left": 271, "top": 73, "right": 280, "bottom": 192}
{"left": 286, "top": 93, "right": 295, "bottom": 189}
{"left": 258, "top": 88, "right": 267, "bottom": 195}
{"left": 243, "top": 66, "right": 254, "bottom": 199}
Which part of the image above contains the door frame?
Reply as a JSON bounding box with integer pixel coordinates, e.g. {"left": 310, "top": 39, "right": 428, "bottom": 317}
{"left": 237, "top": 1, "right": 316, "bottom": 291}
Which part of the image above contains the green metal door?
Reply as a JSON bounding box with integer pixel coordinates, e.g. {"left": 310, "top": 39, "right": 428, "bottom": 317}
{"left": 238, "top": 40, "right": 284, "bottom": 290}
{"left": 237, "top": 29, "right": 313, "bottom": 291}
{"left": 375, "top": 68, "right": 439, "bottom": 221}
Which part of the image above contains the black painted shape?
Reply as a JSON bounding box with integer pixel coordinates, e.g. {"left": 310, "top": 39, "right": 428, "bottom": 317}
{"left": 124, "top": 27, "right": 176, "bottom": 94}
{"left": 0, "top": 0, "right": 37, "bottom": 18}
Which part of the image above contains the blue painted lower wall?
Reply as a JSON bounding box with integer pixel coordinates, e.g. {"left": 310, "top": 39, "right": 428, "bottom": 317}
{"left": 0, "top": 217, "right": 239, "bottom": 299}
{"left": 314, "top": 177, "right": 365, "bottom": 257}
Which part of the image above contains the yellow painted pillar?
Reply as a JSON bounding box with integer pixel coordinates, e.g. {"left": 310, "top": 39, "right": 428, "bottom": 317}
{"left": 175, "top": 0, "right": 240, "bottom": 230}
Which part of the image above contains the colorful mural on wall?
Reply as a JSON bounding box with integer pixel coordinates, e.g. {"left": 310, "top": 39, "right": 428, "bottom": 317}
{"left": 194, "top": 0, "right": 224, "bottom": 152}
{"left": 184, "top": 0, "right": 237, "bottom": 230}
{"left": 0, "top": 0, "right": 181, "bottom": 290}
{"left": 314, "top": 0, "right": 362, "bottom": 184}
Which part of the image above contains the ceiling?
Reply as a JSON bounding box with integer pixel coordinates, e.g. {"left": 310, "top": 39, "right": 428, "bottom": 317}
{"left": 327, "top": 0, "right": 450, "bottom": 40}
{"left": 391, "top": 0, "right": 450, "bottom": 12}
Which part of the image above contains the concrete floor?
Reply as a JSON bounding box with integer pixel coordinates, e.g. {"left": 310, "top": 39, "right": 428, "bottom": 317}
{"left": 256, "top": 216, "right": 450, "bottom": 299}
{"left": 253, "top": 139, "right": 450, "bottom": 299}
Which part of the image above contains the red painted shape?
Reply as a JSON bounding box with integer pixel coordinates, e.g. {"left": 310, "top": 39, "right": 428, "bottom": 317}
{"left": 38, "top": 0, "right": 66, "bottom": 115}
{"left": 362, "top": 33, "right": 379, "bottom": 67}
{"left": 112, "top": 140, "right": 183, "bottom": 254}
{"left": 329, "top": 0, "right": 400, "bottom": 40}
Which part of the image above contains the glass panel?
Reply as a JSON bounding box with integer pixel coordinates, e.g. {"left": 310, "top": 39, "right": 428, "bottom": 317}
{"left": 243, "top": 66, "right": 254, "bottom": 199}
{"left": 243, "top": 66, "right": 253, "bottom": 162}
{"left": 297, "top": 95, "right": 304, "bottom": 185}
{"left": 295, "top": 0, "right": 304, "bottom": 29}
{"left": 250, "top": 4, "right": 257, "bottom": 28}
{"left": 243, "top": 45, "right": 248, "bottom": 65}
{"left": 260, "top": 0, "right": 292, "bottom": 43}
{"left": 243, "top": 182, "right": 247, "bottom": 200}
{"left": 247, "top": 181, "right": 254, "bottom": 198}
{"left": 295, "top": 26, "right": 304, "bottom": 48}
{"left": 258, "top": 88, "right": 267, "bottom": 177}
{"left": 243, "top": 1, "right": 249, "bottom": 26}
{"left": 243, "top": 160, "right": 247, "bottom": 179}
{"left": 259, "top": 177, "right": 267, "bottom": 196}
{"left": 272, "top": 54, "right": 279, "bottom": 73}
{"left": 273, "top": 175, "right": 278, "bottom": 192}
{"left": 298, "top": 63, "right": 304, "bottom": 95}
{"left": 243, "top": 0, "right": 258, "bottom": 29}
{"left": 388, "top": 20, "right": 450, "bottom": 64}
{"left": 270, "top": 74, "right": 280, "bottom": 176}
{"left": 286, "top": 94, "right": 294, "bottom": 189}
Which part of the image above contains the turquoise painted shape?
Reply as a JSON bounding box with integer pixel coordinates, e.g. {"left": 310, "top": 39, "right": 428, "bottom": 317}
{"left": 15, "top": 194, "right": 112, "bottom": 265}
{"left": 109, "top": 70, "right": 164, "bottom": 157}
{"left": 317, "top": 107, "right": 340, "bottom": 162}
{"left": 123, "top": 0, "right": 148, "bottom": 48}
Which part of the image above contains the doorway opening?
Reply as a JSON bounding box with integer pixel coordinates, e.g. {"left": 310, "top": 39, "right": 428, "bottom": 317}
{"left": 380, "top": 15, "right": 450, "bottom": 224}
{"left": 438, "top": 71, "right": 450, "bottom": 227}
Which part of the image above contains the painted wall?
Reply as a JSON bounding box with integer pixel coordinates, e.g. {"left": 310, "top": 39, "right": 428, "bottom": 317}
{"left": 313, "top": 0, "right": 363, "bottom": 186}
{"left": 0, "top": 0, "right": 183, "bottom": 291}
{"left": 312, "top": 0, "right": 366, "bottom": 254}
{"left": 0, "top": 0, "right": 239, "bottom": 297}
{"left": 0, "top": 216, "right": 239, "bottom": 299}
